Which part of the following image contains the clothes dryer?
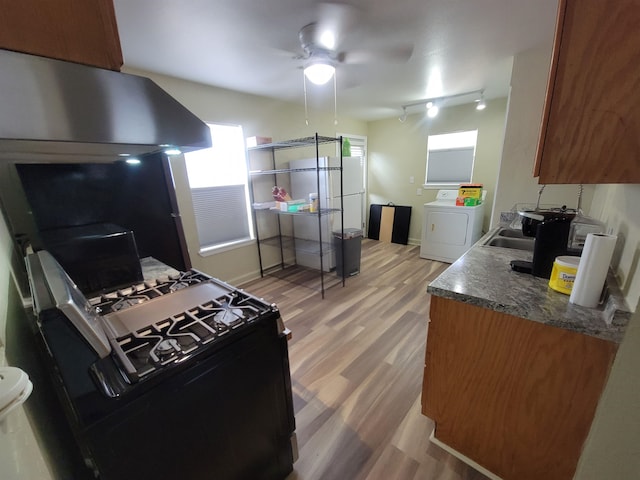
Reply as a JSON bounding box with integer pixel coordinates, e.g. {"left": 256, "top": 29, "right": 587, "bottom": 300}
{"left": 420, "top": 190, "right": 486, "bottom": 263}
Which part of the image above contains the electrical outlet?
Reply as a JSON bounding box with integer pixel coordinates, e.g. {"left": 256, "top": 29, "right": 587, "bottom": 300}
{"left": 416, "top": 188, "right": 422, "bottom": 196}
{"left": 409, "top": 176, "right": 415, "bottom": 184}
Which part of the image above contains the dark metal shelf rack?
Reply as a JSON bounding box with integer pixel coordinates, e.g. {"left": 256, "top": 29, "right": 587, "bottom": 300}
{"left": 247, "top": 133, "right": 345, "bottom": 298}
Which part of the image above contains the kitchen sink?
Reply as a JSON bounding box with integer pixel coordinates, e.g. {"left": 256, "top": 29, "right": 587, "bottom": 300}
{"left": 482, "top": 228, "right": 535, "bottom": 251}
{"left": 496, "top": 228, "right": 528, "bottom": 239}
{"left": 485, "top": 237, "right": 535, "bottom": 250}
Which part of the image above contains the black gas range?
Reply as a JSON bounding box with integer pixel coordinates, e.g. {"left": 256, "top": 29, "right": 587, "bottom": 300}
{"left": 87, "top": 268, "right": 279, "bottom": 385}
{"left": 26, "top": 250, "right": 296, "bottom": 480}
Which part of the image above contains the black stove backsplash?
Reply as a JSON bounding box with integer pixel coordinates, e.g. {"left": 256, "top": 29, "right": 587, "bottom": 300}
{"left": 15, "top": 154, "right": 190, "bottom": 273}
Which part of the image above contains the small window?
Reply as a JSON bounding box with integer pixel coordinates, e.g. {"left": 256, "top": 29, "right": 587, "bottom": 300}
{"left": 184, "top": 124, "right": 254, "bottom": 253}
{"left": 425, "top": 130, "right": 478, "bottom": 186}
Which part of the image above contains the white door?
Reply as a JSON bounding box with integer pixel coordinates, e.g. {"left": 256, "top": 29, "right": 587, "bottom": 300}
{"left": 337, "top": 133, "right": 367, "bottom": 232}
{"left": 328, "top": 156, "right": 362, "bottom": 197}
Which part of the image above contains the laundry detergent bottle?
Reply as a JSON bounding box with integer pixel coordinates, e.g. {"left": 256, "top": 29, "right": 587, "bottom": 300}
{"left": 342, "top": 137, "right": 351, "bottom": 157}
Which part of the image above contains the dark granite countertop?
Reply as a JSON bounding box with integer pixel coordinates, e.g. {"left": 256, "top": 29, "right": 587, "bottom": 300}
{"left": 427, "top": 227, "right": 631, "bottom": 343}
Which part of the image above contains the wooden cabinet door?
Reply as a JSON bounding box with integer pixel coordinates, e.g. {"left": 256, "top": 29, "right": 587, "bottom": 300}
{"left": 534, "top": 0, "right": 640, "bottom": 184}
{"left": 422, "top": 296, "right": 617, "bottom": 480}
{"left": 0, "top": 0, "right": 123, "bottom": 71}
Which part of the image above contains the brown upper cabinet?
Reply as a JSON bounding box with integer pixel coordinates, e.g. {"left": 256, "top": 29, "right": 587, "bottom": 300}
{"left": 534, "top": 0, "right": 640, "bottom": 184}
{"left": 0, "top": 0, "right": 123, "bottom": 71}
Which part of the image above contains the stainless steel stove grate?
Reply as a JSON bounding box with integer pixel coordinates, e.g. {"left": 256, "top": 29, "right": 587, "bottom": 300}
{"left": 110, "top": 283, "right": 272, "bottom": 381}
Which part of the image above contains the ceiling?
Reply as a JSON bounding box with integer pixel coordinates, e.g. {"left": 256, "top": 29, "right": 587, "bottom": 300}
{"left": 112, "top": 0, "right": 559, "bottom": 121}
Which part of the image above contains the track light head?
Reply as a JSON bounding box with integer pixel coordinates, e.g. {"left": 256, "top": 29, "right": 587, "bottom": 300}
{"left": 399, "top": 107, "right": 407, "bottom": 122}
{"left": 399, "top": 89, "right": 484, "bottom": 121}
{"left": 476, "top": 91, "right": 486, "bottom": 110}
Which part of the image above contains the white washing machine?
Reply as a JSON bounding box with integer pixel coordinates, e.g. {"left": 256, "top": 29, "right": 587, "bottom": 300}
{"left": 420, "top": 189, "right": 486, "bottom": 263}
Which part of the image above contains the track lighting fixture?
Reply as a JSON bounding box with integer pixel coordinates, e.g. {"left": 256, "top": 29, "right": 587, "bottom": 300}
{"left": 476, "top": 91, "right": 486, "bottom": 110}
{"left": 426, "top": 103, "right": 439, "bottom": 118}
{"left": 399, "top": 107, "right": 407, "bottom": 123}
{"left": 398, "top": 89, "right": 486, "bottom": 121}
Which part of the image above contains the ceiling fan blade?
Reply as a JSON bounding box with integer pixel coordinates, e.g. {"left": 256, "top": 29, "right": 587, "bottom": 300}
{"left": 339, "top": 44, "right": 414, "bottom": 64}
{"left": 316, "top": 2, "right": 360, "bottom": 36}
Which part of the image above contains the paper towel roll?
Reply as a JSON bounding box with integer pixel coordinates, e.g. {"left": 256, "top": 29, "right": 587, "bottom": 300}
{"left": 569, "top": 233, "right": 617, "bottom": 308}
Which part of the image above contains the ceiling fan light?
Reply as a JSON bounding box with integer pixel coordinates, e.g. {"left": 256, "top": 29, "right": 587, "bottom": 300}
{"left": 304, "top": 63, "right": 335, "bottom": 85}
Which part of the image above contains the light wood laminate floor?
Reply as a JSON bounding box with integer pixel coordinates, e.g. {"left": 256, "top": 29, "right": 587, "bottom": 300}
{"left": 243, "top": 239, "right": 489, "bottom": 480}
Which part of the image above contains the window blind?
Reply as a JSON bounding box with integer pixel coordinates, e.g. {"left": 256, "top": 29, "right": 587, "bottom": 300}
{"left": 191, "top": 185, "right": 251, "bottom": 248}
{"left": 184, "top": 123, "right": 253, "bottom": 252}
{"left": 426, "top": 147, "right": 475, "bottom": 184}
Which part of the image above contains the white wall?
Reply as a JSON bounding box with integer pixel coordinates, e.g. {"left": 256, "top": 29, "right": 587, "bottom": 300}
{"left": 574, "top": 302, "right": 640, "bottom": 480}
{"left": 573, "top": 184, "right": 640, "bottom": 480}
{"left": 588, "top": 184, "right": 640, "bottom": 310}
{"left": 0, "top": 211, "right": 52, "bottom": 480}
{"left": 124, "top": 67, "right": 368, "bottom": 286}
{"left": 491, "top": 45, "right": 594, "bottom": 225}
{"left": 367, "top": 97, "right": 508, "bottom": 245}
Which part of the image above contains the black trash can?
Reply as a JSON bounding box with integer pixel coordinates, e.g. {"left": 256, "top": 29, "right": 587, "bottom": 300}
{"left": 333, "top": 228, "right": 363, "bottom": 277}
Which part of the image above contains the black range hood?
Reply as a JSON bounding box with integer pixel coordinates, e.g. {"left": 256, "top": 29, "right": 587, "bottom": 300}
{"left": 0, "top": 49, "right": 211, "bottom": 162}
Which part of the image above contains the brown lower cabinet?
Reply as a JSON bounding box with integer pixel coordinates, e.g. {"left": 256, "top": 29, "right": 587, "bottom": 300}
{"left": 422, "top": 296, "right": 617, "bottom": 480}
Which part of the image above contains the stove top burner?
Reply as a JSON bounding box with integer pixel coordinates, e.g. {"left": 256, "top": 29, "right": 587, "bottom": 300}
{"left": 112, "top": 297, "right": 147, "bottom": 311}
{"left": 90, "top": 270, "right": 212, "bottom": 315}
{"left": 215, "top": 308, "right": 244, "bottom": 326}
{"left": 151, "top": 338, "right": 182, "bottom": 363}
{"left": 168, "top": 281, "right": 190, "bottom": 292}
{"left": 101, "top": 272, "right": 275, "bottom": 381}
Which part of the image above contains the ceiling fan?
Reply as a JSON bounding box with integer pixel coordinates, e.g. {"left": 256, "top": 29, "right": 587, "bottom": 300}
{"left": 295, "top": 2, "right": 414, "bottom": 85}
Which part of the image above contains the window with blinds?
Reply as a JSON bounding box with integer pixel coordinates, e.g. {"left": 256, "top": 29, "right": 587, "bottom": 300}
{"left": 425, "top": 130, "right": 477, "bottom": 186}
{"left": 184, "top": 124, "right": 254, "bottom": 253}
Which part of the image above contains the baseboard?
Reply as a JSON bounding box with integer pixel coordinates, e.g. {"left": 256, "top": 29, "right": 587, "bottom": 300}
{"left": 429, "top": 430, "right": 502, "bottom": 480}
{"left": 232, "top": 269, "right": 263, "bottom": 288}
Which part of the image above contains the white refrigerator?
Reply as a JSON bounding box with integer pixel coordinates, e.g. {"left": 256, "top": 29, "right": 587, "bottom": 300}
{"left": 289, "top": 156, "right": 364, "bottom": 271}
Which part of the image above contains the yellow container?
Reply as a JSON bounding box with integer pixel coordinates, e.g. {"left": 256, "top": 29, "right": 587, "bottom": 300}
{"left": 458, "top": 184, "right": 483, "bottom": 199}
{"left": 548, "top": 256, "right": 580, "bottom": 295}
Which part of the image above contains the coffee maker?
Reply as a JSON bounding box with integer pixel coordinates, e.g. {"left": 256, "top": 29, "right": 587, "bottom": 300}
{"left": 510, "top": 208, "right": 577, "bottom": 278}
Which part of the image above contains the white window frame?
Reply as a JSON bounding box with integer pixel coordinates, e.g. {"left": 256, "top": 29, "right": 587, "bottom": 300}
{"left": 424, "top": 130, "right": 478, "bottom": 189}
{"left": 184, "top": 123, "right": 254, "bottom": 255}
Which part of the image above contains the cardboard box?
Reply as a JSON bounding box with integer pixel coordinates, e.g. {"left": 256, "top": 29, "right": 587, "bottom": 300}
{"left": 458, "top": 184, "right": 483, "bottom": 199}
{"left": 246, "top": 136, "right": 272, "bottom": 148}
